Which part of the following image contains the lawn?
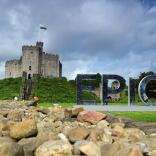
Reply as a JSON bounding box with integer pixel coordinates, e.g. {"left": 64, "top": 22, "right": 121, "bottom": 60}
{"left": 110, "top": 112, "right": 156, "bottom": 122}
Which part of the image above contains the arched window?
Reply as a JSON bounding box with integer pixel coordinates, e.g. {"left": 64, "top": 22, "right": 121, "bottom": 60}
{"left": 28, "top": 74, "right": 31, "bottom": 79}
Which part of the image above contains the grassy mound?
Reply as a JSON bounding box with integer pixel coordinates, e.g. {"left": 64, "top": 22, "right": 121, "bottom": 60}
{"left": 0, "top": 77, "right": 99, "bottom": 103}
{"left": 33, "top": 77, "right": 100, "bottom": 103}
{"left": 0, "top": 77, "right": 22, "bottom": 100}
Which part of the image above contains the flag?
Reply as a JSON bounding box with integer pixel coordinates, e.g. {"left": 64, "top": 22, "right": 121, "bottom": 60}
{"left": 40, "top": 25, "right": 47, "bottom": 30}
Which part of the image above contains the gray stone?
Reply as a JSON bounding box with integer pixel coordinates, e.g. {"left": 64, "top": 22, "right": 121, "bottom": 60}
{"left": 18, "top": 137, "right": 37, "bottom": 156}
{"left": 0, "top": 137, "right": 24, "bottom": 156}
{"left": 35, "top": 140, "right": 73, "bottom": 156}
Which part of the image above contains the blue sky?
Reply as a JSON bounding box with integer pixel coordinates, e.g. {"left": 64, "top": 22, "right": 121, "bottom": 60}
{"left": 0, "top": 0, "right": 156, "bottom": 79}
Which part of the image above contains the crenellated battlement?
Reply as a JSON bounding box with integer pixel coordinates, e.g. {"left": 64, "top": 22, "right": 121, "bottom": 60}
{"left": 6, "top": 59, "right": 21, "bottom": 65}
{"left": 42, "top": 52, "right": 59, "bottom": 59}
{"left": 22, "top": 45, "right": 40, "bottom": 51}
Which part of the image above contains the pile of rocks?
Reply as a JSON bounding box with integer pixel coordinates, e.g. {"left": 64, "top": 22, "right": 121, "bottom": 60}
{"left": 0, "top": 101, "right": 155, "bottom": 156}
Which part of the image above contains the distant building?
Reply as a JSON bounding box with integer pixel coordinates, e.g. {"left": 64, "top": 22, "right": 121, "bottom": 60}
{"left": 5, "top": 42, "right": 62, "bottom": 79}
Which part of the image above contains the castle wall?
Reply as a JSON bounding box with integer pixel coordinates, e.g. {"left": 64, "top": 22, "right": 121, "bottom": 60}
{"left": 5, "top": 60, "right": 21, "bottom": 78}
{"left": 41, "top": 53, "right": 60, "bottom": 77}
{"left": 22, "top": 46, "right": 40, "bottom": 79}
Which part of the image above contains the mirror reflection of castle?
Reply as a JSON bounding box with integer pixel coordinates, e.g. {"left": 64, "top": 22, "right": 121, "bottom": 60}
{"left": 5, "top": 42, "right": 62, "bottom": 79}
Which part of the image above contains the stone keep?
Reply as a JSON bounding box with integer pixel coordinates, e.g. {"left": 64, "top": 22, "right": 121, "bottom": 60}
{"left": 5, "top": 42, "right": 62, "bottom": 79}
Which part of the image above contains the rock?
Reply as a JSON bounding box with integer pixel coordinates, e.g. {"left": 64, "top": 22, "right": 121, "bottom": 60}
{"left": 87, "top": 128, "right": 112, "bottom": 143}
{"left": 35, "top": 140, "right": 73, "bottom": 156}
{"left": 36, "top": 120, "right": 59, "bottom": 147}
{"left": 88, "top": 129, "right": 103, "bottom": 142}
{"left": 72, "top": 107, "right": 84, "bottom": 117}
{"left": 149, "top": 151, "right": 156, "bottom": 156}
{"left": 128, "top": 146, "right": 143, "bottom": 156}
{"left": 36, "top": 132, "right": 58, "bottom": 148}
{"left": 74, "top": 140, "right": 89, "bottom": 155}
{"left": 79, "top": 141, "right": 101, "bottom": 156}
{"left": 0, "top": 137, "right": 24, "bottom": 156}
{"left": 77, "top": 111, "right": 107, "bottom": 124}
{"left": 111, "top": 125, "right": 125, "bottom": 139}
{"left": 0, "top": 102, "right": 155, "bottom": 156}
{"left": 97, "top": 120, "right": 109, "bottom": 129}
{"left": 67, "top": 126, "right": 90, "bottom": 142}
{"left": 7, "top": 110, "right": 24, "bottom": 122}
{"left": 101, "top": 141, "right": 143, "bottom": 156}
{"left": 48, "top": 108, "right": 65, "bottom": 121}
{"left": 37, "top": 119, "right": 56, "bottom": 134}
{"left": 125, "top": 128, "right": 145, "bottom": 142}
{"left": 143, "top": 137, "right": 156, "bottom": 151}
{"left": 150, "top": 133, "right": 156, "bottom": 138}
{"left": 101, "top": 142, "right": 122, "bottom": 156}
{"left": 0, "top": 115, "right": 8, "bottom": 133}
{"left": 10, "top": 119, "right": 37, "bottom": 139}
{"left": 136, "top": 142, "right": 149, "bottom": 154}
{"left": 35, "top": 107, "right": 50, "bottom": 115}
{"left": 18, "top": 137, "right": 37, "bottom": 156}
{"left": 64, "top": 109, "right": 72, "bottom": 118}
{"left": 111, "top": 118, "right": 125, "bottom": 128}
{"left": 54, "top": 120, "right": 63, "bottom": 128}
{"left": 102, "top": 133, "right": 113, "bottom": 144}
{"left": 150, "top": 138, "right": 156, "bottom": 150}
{"left": 58, "top": 133, "right": 69, "bottom": 142}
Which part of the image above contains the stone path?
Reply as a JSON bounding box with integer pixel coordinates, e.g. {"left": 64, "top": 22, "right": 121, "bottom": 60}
{"left": 75, "top": 105, "right": 156, "bottom": 112}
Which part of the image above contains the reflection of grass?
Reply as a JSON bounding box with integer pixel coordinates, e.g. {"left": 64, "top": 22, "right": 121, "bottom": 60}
{"left": 109, "top": 112, "right": 156, "bottom": 122}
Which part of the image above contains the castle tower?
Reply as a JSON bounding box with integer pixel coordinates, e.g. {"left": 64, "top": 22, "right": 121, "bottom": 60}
{"left": 21, "top": 42, "right": 43, "bottom": 79}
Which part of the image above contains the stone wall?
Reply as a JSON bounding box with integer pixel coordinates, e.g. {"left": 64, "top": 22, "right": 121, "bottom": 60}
{"left": 5, "top": 59, "right": 22, "bottom": 78}
{"left": 41, "top": 53, "right": 61, "bottom": 78}
{"left": 22, "top": 45, "right": 41, "bottom": 79}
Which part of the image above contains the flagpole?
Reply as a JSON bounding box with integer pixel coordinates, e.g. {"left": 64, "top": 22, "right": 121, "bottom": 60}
{"left": 39, "top": 24, "right": 47, "bottom": 43}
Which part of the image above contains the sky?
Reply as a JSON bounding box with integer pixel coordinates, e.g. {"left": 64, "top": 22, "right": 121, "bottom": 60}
{"left": 0, "top": 0, "right": 156, "bottom": 80}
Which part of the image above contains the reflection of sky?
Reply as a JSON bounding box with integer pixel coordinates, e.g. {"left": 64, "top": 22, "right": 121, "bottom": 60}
{"left": 0, "top": 0, "right": 156, "bottom": 80}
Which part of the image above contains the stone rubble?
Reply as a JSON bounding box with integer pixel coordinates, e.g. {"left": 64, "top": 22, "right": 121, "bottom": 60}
{"left": 0, "top": 100, "right": 155, "bottom": 156}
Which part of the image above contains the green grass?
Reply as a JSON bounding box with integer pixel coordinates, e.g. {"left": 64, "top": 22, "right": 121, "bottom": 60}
{"left": 0, "top": 77, "right": 99, "bottom": 103}
{"left": 0, "top": 77, "right": 22, "bottom": 99}
{"left": 33, "top": 77, "right": 100, "bottom": 103}
{"left": 110, "top": 112, "right": 156, "bottom": 122}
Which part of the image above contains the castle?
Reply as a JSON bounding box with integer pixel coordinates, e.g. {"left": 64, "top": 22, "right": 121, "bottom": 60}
{"left": 5, "top": 42, "right": 62, "bottom": 79}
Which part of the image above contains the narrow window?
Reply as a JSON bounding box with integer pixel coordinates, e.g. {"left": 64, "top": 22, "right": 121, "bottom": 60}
{"left": 29, "top": 66, "right": 31, "bottom": 70}
{"left": 28, "top": 74, "right": 31, "bottom": 79}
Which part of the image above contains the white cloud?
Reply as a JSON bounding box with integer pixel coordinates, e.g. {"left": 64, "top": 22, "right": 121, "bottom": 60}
{"left": 0, "top": 62, "right": 5, "bottom": 79}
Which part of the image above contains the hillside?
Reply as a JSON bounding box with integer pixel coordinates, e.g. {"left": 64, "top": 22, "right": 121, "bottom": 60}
{"left": 0, "top": 77, "right": 100, "bottom": 103}
{"left": 0, "top": 77, "right": 22, "bottom": 100}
